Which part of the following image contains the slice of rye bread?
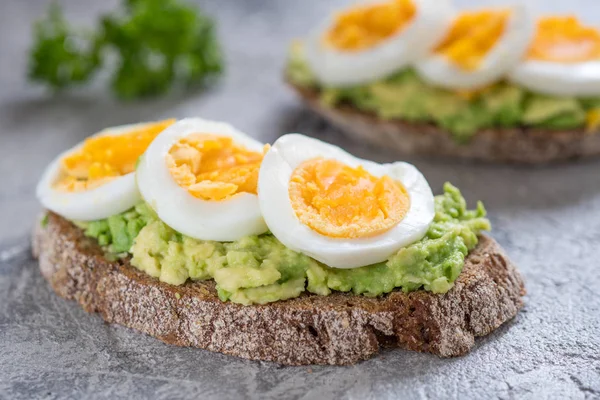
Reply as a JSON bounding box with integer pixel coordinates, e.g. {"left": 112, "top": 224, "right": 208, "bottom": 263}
{"left": 289, "top": 82, "right": 600, "bottom": 164}
{"left": 32, "top": 212, "right": 525, "bottom": 366}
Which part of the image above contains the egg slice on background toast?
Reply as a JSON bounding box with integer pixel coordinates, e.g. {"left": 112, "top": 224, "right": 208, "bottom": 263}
{"left": 304, "top": 0, "right": 453, "bottom": 86}
{"left": 258, "top": 134, "right": 434, "bottom": 269}
{"left": 37, "top": 120, "right": 175, "bottom": 221}
{"left": 136, "top": 118, "right": 269, "bottom": 242}
{"left": 509, "top": 16, "right": 600, "bottom": 97}
{"left": 416, "top": 3, "right": 535, "bottom": 89}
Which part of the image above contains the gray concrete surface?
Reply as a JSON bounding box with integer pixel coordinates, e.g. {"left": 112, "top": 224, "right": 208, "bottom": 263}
{"left": 1, "top": 0, "right": 599, "bottom": 399}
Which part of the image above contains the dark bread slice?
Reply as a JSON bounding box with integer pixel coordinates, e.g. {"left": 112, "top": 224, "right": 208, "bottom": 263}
{"left": 32, "top": 212, "right": 525, "bottom": 365}
{"left": 289, "top": 82, "right": 600, "bottom": 164}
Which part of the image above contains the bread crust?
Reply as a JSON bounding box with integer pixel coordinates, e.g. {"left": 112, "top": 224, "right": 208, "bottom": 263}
{"left": 289, "top": 82, "right": 600, "bottom": 164}
{"left": 32, "top": 213, "right": 525, "bottom": 365}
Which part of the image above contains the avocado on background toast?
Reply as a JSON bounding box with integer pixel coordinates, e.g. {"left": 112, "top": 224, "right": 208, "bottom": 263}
{"left": 289, "top": 82, "right": 600, "bottom": 165}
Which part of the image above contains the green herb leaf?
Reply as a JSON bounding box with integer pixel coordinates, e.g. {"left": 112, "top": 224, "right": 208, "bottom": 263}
{"left": 28, "top": 0, "right": 223, "bottom": 99}
{"left": 28, "top": 3, "right": 101, "bottom": 90}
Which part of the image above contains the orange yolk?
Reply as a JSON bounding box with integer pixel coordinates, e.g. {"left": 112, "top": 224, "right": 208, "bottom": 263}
{"left": 325, "top": 0, "right": 416, "bottom": 51}
{"left": 289, "top": 158, "right": 410, "bottom": 239}
{"left": 435, "top": 9, "right": 511, "bottom": 71}
{"left": 167, "top": 134, "right": 267, "bottom": 201}
{"left": 527, "top": 16, "right": 600, "bottom": 63}
{"left": 587, "top": 109, "right": 600, "bottom": 133}
{"left": 55, "top": 119, "right": 175, "bottom": 192}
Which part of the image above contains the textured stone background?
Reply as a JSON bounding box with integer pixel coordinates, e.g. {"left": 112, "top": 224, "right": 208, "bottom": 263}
{"left": 1, "top": 0, "right": 599, "bottom": 399}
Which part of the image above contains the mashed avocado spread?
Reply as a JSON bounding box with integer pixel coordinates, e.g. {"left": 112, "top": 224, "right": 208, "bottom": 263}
{"left": 75, "top": 183, "right": 490, "bottom": 305}
{"left": 287, "top": 43, "right": 599, "bottom": 142}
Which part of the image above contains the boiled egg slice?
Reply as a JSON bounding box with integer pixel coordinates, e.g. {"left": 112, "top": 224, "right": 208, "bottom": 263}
{"left": 36, "top": 120, "right": 175, "bottom": 221}
{"left": 258, "top": 134, "right": 434, "bottom": 269}
{"left": 509, "top": 16, "right": 600, "bottom": 97}
{"left": 136, "top": 118, "right": 269, "bottom": 242}
{"left": 304, "top": 0, "right": 453, "bottom": 86}
{"left": 416, "top": 5, "right": 535, "bottom": 90}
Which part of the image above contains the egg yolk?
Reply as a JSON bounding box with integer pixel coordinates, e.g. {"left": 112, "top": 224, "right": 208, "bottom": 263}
{"left": 527, "top": 16, "right": 600, "bottom": 63}
{"left": 325, "top": 0, "right": 416, "bottom": 51}
{"left": 587, "top": 109, "right": 600, "bottom": 133}
{"left": 55, "top": 119, "right": 175, "bottom": 192}
{"left": 289, "top": 158, "right": 410, "bottom": 239}
{"left": 435, "top": 9, "right": 511, "bottom": 71}
{"left": 167, "top": 134, "right": 267, "bottom": 201}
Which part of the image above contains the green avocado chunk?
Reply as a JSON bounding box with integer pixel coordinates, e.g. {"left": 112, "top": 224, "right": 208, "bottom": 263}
{"left": 522, "top": 96, "right": 586, "bottom": 129}
{"left": 74, "top": 203, "right": 157, "bottom": 253}
{"left": 286, "top": 41, "right": 317, "bottom": 88}
{"left": 79, "top": 183, "right": 490, "bottom": 306}
{"left": 286, "top": 43, "right": 595, "bottom": 141}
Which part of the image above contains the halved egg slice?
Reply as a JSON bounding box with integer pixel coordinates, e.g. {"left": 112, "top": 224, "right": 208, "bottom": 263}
{"left": 416, "top": 5, "right": 535, "bottom": 89}
{"left": 136, "top": 118, "right": 269, "bottom": 242}
{"left": 258, "top": 134, "right": 434, "bottom": 269}
{"left": 304, "top": 0, "right": 453, "bottom": 86}
{"left": 36, "top": 120, "right": 175, "bottom": 221}
{"left": 509, "top": 16, "right": 600, "bottom": 97}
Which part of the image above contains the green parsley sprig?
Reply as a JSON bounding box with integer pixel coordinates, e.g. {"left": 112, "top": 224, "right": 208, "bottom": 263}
{"left": 28, "top": 0, "right": 223, "bottom": 99}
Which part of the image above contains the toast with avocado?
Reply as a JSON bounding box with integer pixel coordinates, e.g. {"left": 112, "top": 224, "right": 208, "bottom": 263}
{"left": 34, "top": 119, "right": 525, "bottom": 365}
{"left": 289, "top": 82, "right": 600, "bottom": 164}
{"left": 33, "top": 212, "right": 524, "bottom": 365}
{"left": 287, "top": 4, "right": 600, "bottom": 164}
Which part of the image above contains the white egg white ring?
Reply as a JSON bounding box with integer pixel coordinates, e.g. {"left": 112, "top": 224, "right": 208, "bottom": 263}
{"left": 415, "top": 4, "right": 535, "bottom": 90}
{"left": 304, "top": 0, "right": 454, "bottom": 86}
{"left": 258, "top": 134, "right": 435, "bottom": 269}
{"left": 36, "top": 122, "right": 161, "bottom": 221}
{"left": 509, "top": 61, "right": 600, "bottom": 97}
{"left": 136, "top": 118, "right": 268, "bottom": 242}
